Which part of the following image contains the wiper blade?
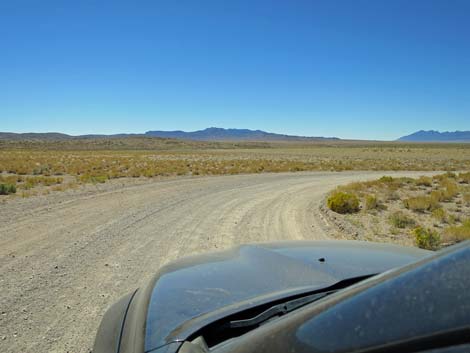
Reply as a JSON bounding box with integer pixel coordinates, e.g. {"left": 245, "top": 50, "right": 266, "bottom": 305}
{"left": 229, "top": 290, "right": 336, "bottom": 329}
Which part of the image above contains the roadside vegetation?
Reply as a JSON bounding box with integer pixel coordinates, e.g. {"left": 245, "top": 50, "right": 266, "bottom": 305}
{"left": 1, "top": 139, "right": 470, "bottom": 198}
{"left": 326, "top": 172, "right": 470, "bottom": 250}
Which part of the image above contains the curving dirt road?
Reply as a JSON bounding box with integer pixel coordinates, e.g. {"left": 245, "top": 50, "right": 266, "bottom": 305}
{"left": 0, "top": 171, "right": 432, "bottom": 353}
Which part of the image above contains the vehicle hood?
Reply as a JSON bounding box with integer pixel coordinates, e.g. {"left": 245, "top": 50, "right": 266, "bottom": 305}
{"left": 144, "top": 240, "right": 430, "bottom": 352}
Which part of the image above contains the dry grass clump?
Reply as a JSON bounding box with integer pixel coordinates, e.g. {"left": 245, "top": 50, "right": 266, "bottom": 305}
{"left": 364, "top": 194, "right": 379, "bottom": 210}
{"left": 458, "top": 172, "right": 470, "bottom": 184}
{"left": 438, "top": 179, "right": 459, "bottom": 201}
{"left": 403, "top": 196, "right": 439, "bottom": 213}
{"left": 444, "top": 219, "right": 470, "bottom": 242}
{"left": 463, "top": 193, "right": 470, "bottom": 205}
{"left": 22, "top": 176, "right": 63, "bottom": 189}
{"left": 79, "top": 175, "right": 108, "bottom": 184}
{"left": 416, "top": 176, "right": 432, "bottom": 187}
{"left": 431, "top": 208, "right": 448, "bottom": 223}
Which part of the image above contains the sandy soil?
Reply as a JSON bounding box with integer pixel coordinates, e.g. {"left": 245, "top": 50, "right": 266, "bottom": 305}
{"left": 0, "top": 171, "right": 431, "bottom": 353}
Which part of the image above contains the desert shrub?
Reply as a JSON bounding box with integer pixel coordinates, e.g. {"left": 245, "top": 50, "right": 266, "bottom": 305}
{"left": 445, "top": 219, "right": 470, "bottom": 242}
{"left": 389, "top": 211, "right": 415, "bottom": 228}
{"left": 432, "top": 208, "right": 448, "bottom": 223}
{"left": 327, "top": 191, "right": 360, "bottom": 214}
{"left": 416, "top": 176, "right": 432, "bottom": 187}
{"left": 0, "top": 183, "right": 16, "bottom": 195}
{"left": 413, "top": 226, "right": 441, "bottom": 250}
{"left": 364, "top": 194, "right": 378, "bottom": 210}
{"left": 379, "top": 176, "right": 394, "bottom": 183}
{"left": 403, "top": 196, "right": 439, "bottom": 213}
{"left": 447, "top": 214, "right": 460, "bottom": 225}
{"left": 440, "top": 180, "right": 459, "bottom": 201}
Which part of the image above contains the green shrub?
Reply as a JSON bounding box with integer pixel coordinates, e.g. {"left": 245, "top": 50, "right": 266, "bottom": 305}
{"left": 364, "top": 194, "right": 378, "bottom": 210}
{"left": 0, "top": 183, "right": 16, "bottom": 195}
{"left": 389, "top": 211, "right": 416, "bottom": 228}
{"left": 445, "top": 219, "right": 470, "bottom": 242}
{"left": 327, "top": 191, "right": 360, "bottom": 214}
{"left": 413, "top": 226, "right": 441, "bottom": 250}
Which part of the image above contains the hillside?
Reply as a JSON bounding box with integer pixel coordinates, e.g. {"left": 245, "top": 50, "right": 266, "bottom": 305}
{"left": 398, "top": 130, "right": 470, "bottom": 142}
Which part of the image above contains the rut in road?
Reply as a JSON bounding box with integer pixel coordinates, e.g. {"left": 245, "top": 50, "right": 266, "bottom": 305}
{"left": 0, "top": 171, "right": 433, "bottom": 353}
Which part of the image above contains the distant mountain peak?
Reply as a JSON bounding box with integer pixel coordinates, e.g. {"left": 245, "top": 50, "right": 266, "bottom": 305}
{"left": 398, "top": 130, "right": 470, "bottom": 142}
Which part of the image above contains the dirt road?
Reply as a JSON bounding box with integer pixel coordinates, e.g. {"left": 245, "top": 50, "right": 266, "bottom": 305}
{"left": 0, "top": 171, "right": 431, "bottom": 353}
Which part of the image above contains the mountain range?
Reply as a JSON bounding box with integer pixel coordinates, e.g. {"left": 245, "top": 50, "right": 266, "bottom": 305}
{"left": 0, "top": 128, "right": 339, "bottom": 142}
{"left": 397, "top": 130, "right": 470, "bottom": 142}
{"left": 1, "top": 128, "right": 469, "bottom": 142}
{"left": 144, "top": 127, "right": 339, "bottom": 141}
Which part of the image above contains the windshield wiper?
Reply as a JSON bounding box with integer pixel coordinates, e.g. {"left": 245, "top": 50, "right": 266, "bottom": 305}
{"left": 191, "top": 275, "right": 373, "bottom": 348}
{"left": 229, "top": 290, "right": 336, "bottom": 330}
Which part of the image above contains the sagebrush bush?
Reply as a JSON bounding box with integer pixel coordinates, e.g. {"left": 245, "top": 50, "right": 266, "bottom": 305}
{"left": 327, "top": 192, "right": 360, "bottom": 214}
{"left": 389, "top": 211, "right": 415, "bottom": 228}
{"left": 413, "top": 226, "right": 441, "bottom": 250}
{"left": 0, "top": 183, "right": 16, "bottom": 195}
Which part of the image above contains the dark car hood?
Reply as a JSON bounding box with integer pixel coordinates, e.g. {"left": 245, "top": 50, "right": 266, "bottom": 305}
{"left": 144, "top": 240, "right": 430, "bottom": 352}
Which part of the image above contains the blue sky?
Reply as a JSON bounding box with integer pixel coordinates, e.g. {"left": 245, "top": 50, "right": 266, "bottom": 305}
{"left": 1, "top": 0, "right": 469, "bottom": 140}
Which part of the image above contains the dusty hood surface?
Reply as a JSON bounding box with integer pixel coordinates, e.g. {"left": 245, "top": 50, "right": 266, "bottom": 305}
{"left": 144, "top": 240, "right": 430, "bottom": 352}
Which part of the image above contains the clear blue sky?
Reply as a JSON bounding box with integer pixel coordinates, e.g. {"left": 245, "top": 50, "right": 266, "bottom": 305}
{"left": 1, "top": 0, "right": 469, "bottom": 140}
